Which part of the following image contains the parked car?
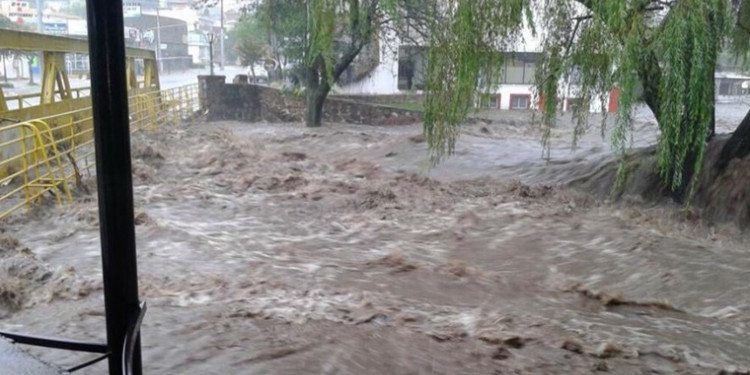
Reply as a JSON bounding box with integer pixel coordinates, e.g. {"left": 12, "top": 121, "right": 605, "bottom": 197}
{"left": 247, "top": 64, "right": 268, "bottom": 84}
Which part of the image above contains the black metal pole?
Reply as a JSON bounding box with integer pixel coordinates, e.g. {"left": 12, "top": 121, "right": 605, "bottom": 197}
{"left": 209, "top": 36, "right": 214, "bottom": 76}
{"left": 85, "top": 0, "right": 142, "bottom": 374}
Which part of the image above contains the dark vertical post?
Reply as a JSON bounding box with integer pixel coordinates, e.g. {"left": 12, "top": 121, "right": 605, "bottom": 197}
{"left": 209, "top": 35, "right": 215, "bottom": 76}
{"left": 85, "top": 0, "right": 142, "bottom": 374}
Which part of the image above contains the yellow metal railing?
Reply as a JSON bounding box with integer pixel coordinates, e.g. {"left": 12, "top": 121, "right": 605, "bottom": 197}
{"left": 0, "top": 83, "right": 200, "bottom": 220}
{"left": 4, "top": 87, "right": 92, "bottom": 111}
{"left": 3, "top": 82, "right": 153, "bottom": 111}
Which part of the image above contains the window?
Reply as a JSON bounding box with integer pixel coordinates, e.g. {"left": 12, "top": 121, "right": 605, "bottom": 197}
{"left": 489, "top": 95, "right": 499, "bottom": 108}
{"left": 523, "top": 62, "right": 536, "bottom": 84}
{"left": 504, "top": 60, "right": 525, "bottom": 84}
{"left": 398, "top": 46, "right": 427, "bottom": 91}
{"left": 510, "top": 94, "right": 531, "bottom": 109}
{"left": 500, "top": 53, "right": 540, "bottom": 84}
{"left": 478, "top": 94, "right": 500, "bottom": 109}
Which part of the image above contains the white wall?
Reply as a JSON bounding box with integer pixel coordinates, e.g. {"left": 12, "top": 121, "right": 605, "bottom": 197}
{"left": 333, "top": 62, "right": 399, "bottom": 95}
{"left": 188, "top": 45, "right": 201, "bottom": 64}
{"left": 333, "top": 30, "right": 400, "bottom": 95}
{"left": 492, "top": 84, "right": 536, "bottom": 110}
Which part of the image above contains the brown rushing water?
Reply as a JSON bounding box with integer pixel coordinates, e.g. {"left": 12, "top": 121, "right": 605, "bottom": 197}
{"left": 2, "top": 107, "right": 750, "bottom": 374}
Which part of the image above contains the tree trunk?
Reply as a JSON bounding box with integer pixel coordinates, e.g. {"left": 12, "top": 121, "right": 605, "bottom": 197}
{"left": 638, "top": 51, "right": 661, "bottom": 117}
{"left": 708, "top": 67, "right": 716, "bottom": 141}
{"left": 716, "top": 108, "right": 750, "bottom": 171}
{"left": 708, "top": 99, "right": 715, "bottom": 141}
{"left": 306, "top": 88, "right": 327, "bottom": 127}
{"left": 209, "top": 40, "right": 215, "bottom": 76}
{"left": 304, "top": 59, "right": 331, "bottom": 128}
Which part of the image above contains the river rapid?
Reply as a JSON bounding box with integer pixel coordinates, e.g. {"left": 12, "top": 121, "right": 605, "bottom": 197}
{"left": 1, "top": 106, "right": 750, "bottom": 374}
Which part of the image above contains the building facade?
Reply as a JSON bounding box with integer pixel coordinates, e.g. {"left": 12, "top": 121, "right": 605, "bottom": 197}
{"left": 333, "top": 25, "right": 620, "bottom": 113}
{"left": 124, "top": 13, "right": 191, "bottom": 72}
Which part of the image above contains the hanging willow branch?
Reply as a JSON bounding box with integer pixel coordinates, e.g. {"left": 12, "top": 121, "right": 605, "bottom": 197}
{"left": 424, "top": 0, "right": 737, "bottom": 196}
{"left": 422, "top": 0, "right": 529, "bottom": 164}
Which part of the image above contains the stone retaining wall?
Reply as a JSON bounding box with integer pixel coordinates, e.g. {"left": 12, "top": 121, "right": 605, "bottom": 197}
{"left": 331, "top": 93, "right": 425, "bottom": 107}
{"left": 198, "top": 76, "right": 422, "bottom": 125}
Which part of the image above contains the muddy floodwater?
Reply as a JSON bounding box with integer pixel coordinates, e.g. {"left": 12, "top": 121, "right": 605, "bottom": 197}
{"left": 2, "top": 107, "right": 750, "bottom": 374}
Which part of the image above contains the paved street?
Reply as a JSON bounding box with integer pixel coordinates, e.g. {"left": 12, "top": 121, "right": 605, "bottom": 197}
{"left": 2, "top": 65, "right": 246, "bottom": 96}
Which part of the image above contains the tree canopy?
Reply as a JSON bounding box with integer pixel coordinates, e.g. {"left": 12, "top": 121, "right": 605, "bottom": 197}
{"left": 423, "top": 0, "right": 750, "bottom": 197}
{"left": 255, "top": 0, "right": 308, "bottom": 65}
{"left": 232, "top": 14, "right": 270, "bottom": 77}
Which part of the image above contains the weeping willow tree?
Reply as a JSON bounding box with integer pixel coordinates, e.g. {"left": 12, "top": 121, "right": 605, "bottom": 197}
{"left": 423, "top": 0, "right": 530, "bottom": 156}
{"left": 424, "top": 0, "right": 750, "bottom": 200}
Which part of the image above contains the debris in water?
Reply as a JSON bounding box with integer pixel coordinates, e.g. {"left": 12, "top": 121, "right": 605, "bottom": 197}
{"left": 353, "top": 188, "right": 398, "bottom": 210}
{"left": 593, "top": 360, "right": 609, "bottom": 372}
{"left": 439, "top": 259, "right": 473, "bottom": 278}
{"left": 0, "top": 234, "right": 21, "bottom": 253}
{"left": 572, "top": 284, "right": 683, "bottom": 313}
{"left": 408, "top": 134, "right": 425, "bottom": 143}
{"left": 594, "top": 342, "right": 622, "bottom": 359}
{"left": 134, "top": 212, "right": 155, "bottom": 226}
{"left": 492, "top": 346, "right": 512, "bottom": 360}
{"left": 508, "top": 181, "right": 555, "bottom": 199}
{"left": 369, "top": 250, "right": 417, "bottom": 273}
{"left": 561, "top": 338, "right": 584, "bottom": 354}
{"left": 281, "top": 152, "right": 307, "bottom": 161}
{"left": 503, "top": 335, "right": 526, "bottom": 349}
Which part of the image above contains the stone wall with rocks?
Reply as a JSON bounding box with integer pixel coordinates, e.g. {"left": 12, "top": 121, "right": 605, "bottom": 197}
{"left": 331, "top": 93, "right": 425, "bottom": 107}
{"left": 198, "top": 76, "right": 422, "bottom": 125}
{"left": 198, "top": 75, "right": 261, "bottom": 122}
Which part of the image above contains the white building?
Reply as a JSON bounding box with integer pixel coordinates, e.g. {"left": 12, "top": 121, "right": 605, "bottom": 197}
{"left": 334, "top": 19, "right": 620, "bottom": 113}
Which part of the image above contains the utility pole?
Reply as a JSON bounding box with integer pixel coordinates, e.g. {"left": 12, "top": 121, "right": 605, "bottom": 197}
{"left": 156, "top": 1, "right": 162, "bottom": 72}
{"left": 219, "top": 0, "right": 224, "bottom": 71}
{"left": 35, "top": 0, "right": 43, "bottom": 85}
{"left": 208, "top": 32, "right": 215, "bottom": 76}
{"left": 35, "top": 0, "right": 43, "bottom": 32}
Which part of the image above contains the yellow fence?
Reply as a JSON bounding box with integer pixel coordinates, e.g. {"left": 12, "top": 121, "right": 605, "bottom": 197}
{"left": 0, "top": 83, "right": 200, "bottom": 220}
{"left": 4, "top": 87, "right": 92, "bottom": 111}
{"left": 3, "top": 82, "right": 156, "bottom": 111}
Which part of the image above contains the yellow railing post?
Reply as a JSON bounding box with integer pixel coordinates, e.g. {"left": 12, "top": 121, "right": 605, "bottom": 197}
{"left": 0, "top": 87, "right": 7, "bottom": 113}
{"left": 29, "top": 119, "right": 72, "bottom": 204}
{"left": 19, "top": 126, "right": 31, "bottom": 212}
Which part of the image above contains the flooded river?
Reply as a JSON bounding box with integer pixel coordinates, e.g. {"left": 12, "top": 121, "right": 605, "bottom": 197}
{"left": 2, "top": 107, "right": 750, "bottom": 374}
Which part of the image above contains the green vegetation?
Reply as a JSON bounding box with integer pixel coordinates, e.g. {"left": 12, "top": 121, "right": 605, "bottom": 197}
{"left": 422, "top": 0, "right": 750, "bottom": 200}
{"left": 254, "top": 0, "right": 430, "bottom": 128}
{"left": 231, "top": 15, "right": 270, "bottom": 80}
{"left": 393, "top": 101, "right": 423, "bottom": 111}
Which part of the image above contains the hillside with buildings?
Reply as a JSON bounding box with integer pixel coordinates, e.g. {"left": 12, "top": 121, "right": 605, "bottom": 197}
{"left": 0, "top": 0, "right": 237, "bottom": 78}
